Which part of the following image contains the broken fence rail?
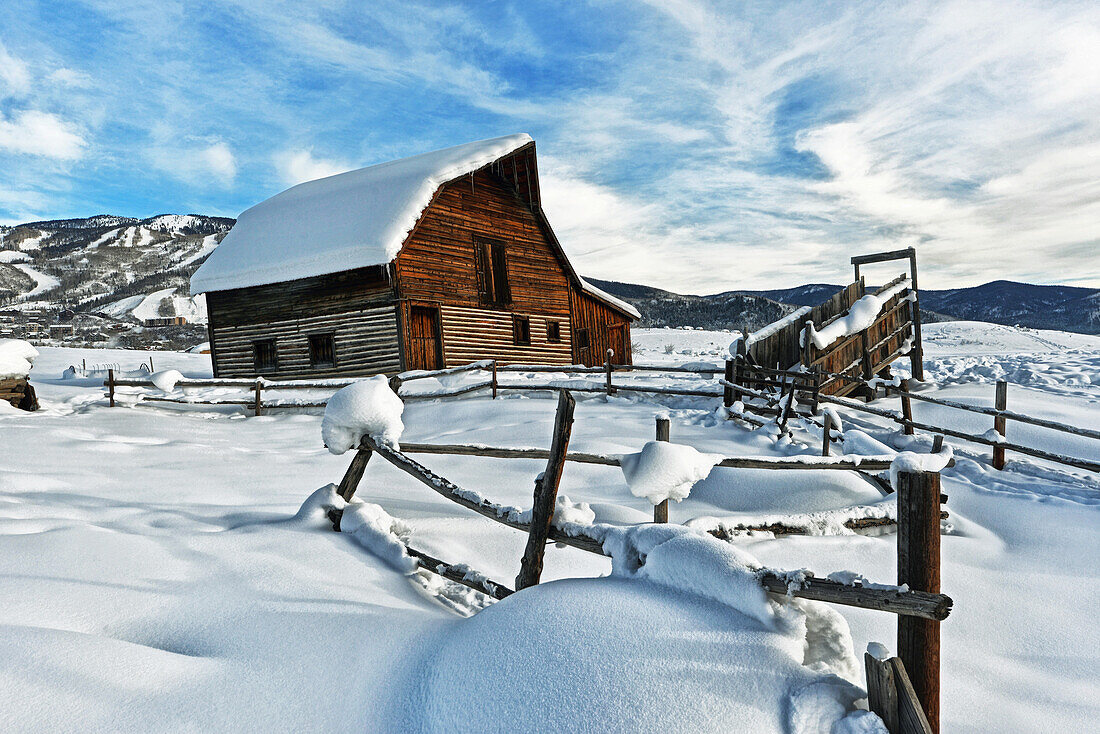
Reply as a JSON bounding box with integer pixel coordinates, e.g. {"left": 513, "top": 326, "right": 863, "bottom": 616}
{"left": 339, "top": 433, "right": 952, "bottom": 622}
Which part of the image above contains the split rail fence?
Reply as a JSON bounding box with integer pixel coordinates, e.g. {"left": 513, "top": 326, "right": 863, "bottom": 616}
{"left": 324, "top": 390, "right": 949, "bottom": 733}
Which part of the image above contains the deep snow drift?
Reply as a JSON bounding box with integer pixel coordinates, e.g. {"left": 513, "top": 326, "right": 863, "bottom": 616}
{"left": 0, "top": 321, "right": 1097, "bottom": 732}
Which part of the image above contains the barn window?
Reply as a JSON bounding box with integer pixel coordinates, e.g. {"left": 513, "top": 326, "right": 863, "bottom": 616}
{"left": 574, "top": 328, "right": 590, "bottom": 350}
{"left": 512, "top": 314, "right": 531, "bottom": 346}
{"left": 546, "top": 321, "right": 561, "bottom": 342}
{"left": 252, "top": 339, "right": 277, "bottom": 372}
{"left": 308, "top": 333, "right": 337, "bottom": 369}
{"left": 474, "top": 237, "right": 511, "bottom": 305}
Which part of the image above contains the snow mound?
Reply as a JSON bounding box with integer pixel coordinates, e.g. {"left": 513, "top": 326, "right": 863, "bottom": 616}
{"left": 322, "top": 376, "right": 404, "bottom": 454}
{"left": 340, "top": 501, "right": 419, "bottom": 575}
{"left": 0, "top": 339, "right": 38, "bottom": 379}
{"left": 619, "top": 441, "right": 724, "bottom": 504}
{"left": 150, "top": 369, "right": 184, "bottom": 392}
{"left": 414, "top": 565, "right": 874, "bottom": 732}
{"left": 890, "top": 447, "right": 954, "bottom": 491}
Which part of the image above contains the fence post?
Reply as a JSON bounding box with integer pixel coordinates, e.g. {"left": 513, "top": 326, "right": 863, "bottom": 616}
{"left": 654, "top": 416, "right": 671, "bottom": 523}
{"left": 992, "top": 381, "right": 1007, "bottom": 470}
{"left": 901, "top": 380, "right": 915, "bottom": 436}
{"left": 821, "top": 412, "right": 832, "bottom": 457}
{"left": 516, "top": 390, "right": 576, "bottom": 590}
{"left": 723, "top": 358, "right": 734, "bottom": 408}
{"left": 253, "top": 380, "right": 263, "bottom": 416}
{"left": 491, "top": 360, "right": 498, "bottom": 399}
{"left": 108, "top": 368, "right": 115, "bottom": 407}
{"left": 338, "top": 445, "right": 374, "bottom": 501}
{"left": 604, "top": 349, "right": 615, "bottom": 396}
{"left": 149, "top": 356, "right": 154, "bottom": 372}
{"left": 897, "top": 470, "right": 941, "bottom": 733}
{"left": 731, "top": 335, "right": 747, "bottom": 403}
{"left": 908, "top": 248, "right": 926, "bottom": 382}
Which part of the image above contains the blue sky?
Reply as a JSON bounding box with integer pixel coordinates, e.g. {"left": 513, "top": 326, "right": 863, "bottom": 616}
{"left": 1, "top": 0, "right": 1097, "bottom": 291}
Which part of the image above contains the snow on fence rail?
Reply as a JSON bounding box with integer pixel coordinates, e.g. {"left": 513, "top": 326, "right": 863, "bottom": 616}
{"left": 817, "top": 375, "right": 1100, "bottom": 474}
{"left": 322, "top": 389, "right": 950, "bottom": 731}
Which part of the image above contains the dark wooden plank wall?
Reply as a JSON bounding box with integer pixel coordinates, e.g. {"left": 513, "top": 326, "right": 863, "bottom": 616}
{"left": 205, "top": 265, "right": 400, "bottom": 378}
{"left": 0, "top": 377, "right": 31, "bottom": 409}
{"left": 211, "top": 305, "right": 401, "bottom": 379}
{"left": 569, "top": 289, "right": 633, "bottom": 367}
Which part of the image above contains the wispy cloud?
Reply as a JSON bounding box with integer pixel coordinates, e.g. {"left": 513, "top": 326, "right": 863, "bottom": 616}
{"left": 0, "top": 110, "right": 86, "bottom": 160}
{"left": 273, "top": 149, "right": 353, "bottom": 187}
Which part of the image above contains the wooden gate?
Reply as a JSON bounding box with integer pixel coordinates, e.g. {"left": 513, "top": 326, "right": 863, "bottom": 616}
{"left": 406, "top": 305, "right": 443, "bottom": 370}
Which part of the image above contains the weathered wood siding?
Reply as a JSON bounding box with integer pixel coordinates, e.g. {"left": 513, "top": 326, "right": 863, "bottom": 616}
{"left": 0, "top": 377, "right": 35, "bottom": 410}
{"left": 439, "top": 304, "right": 572, "bottom": 365}
{"left": 569, "top": 289, "right": 633, "bottom": 367}
{"left": 393, "top": 166, "right": 580, "bottom": 367}
{"left": 206, "top": 266, "right": 401, "bottom": 378}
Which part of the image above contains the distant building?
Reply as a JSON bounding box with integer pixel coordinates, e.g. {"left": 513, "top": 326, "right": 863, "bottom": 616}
{"left": 191, "top": 134, "right": 639, "bottom": 379}
{"left": 142, "top": 316, "right": 189, "bottom": 327}
{"left": 49, "top": 324, "right": 75, "bottom": 338}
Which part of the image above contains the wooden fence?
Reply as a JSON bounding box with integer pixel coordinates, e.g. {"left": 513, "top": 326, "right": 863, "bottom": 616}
{"left": 324, "top": 390, "right": 948, "bottom": 732}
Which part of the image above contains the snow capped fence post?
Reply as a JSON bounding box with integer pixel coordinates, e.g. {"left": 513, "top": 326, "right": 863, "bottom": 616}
{"left": 653, "top": 416, "right": 671, "bottom": 523}
{"left": 253, "top": 380, "right": 263, "bottom": 416}
{"left": 108, "top": 369, "right": 115, "bottom": 407}
{"left": 992, "top": 381, "right": 1008, "bottom": 470}
{"left": 821, "top": 412, "right": 832, "bottom": 457}
{"left": 897, "top": 470, "right": 942, "bottom": 733}
{"left": 515, "top": 390, "right": 576, "bottom": 591}
{"left": 907, "top": 248, "right": 926, "bottom": 382}
{"left": 491, "top": 360, "right": 498, "bottom": 399}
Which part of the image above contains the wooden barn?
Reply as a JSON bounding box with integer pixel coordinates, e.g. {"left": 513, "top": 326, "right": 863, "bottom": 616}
{"left": 190, "top": 134, "right": 638, "bottom": 379}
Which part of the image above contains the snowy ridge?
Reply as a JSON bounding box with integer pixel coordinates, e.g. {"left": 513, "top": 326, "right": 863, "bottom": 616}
{"left": 191, "top": 134, "right": 534, "bottom": 293}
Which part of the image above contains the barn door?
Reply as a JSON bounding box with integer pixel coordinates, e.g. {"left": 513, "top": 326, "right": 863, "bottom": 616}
{"left": 407, "top": 305, "right": 443, "bottom": 371}
{"left": 607, "top": 324, "right": 628, "bottom": 364}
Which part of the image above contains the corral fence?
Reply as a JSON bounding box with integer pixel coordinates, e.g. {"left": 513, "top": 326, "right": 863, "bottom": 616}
{"left": 742, "top": 247, "right": 924, "bottom": 397}
{"left": 325, "top": 390, "right": 949, "bottom": 733}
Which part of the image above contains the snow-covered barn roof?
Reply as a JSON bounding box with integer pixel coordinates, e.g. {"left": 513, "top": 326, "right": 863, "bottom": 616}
{"left": 189, "top": 134, "right": 639, "bottom": 319}
{"left": 191, "top": 134, "right": 532, "bottom": 294}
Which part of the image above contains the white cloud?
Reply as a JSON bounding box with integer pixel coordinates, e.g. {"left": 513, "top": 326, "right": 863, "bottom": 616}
{"left": 200, "top": 142, "right": 237, "bottom": 182}
{"left": 0, "top": 43, "right": 30, "bottom": 97}
{"left": 0, "top": 110, "right": 86, "bottom": 160}
{"left": 274, "top": 149, "right": 352, "bottom": 186}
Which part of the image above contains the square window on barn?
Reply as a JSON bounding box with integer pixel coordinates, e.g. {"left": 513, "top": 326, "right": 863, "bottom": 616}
{"left": 546, "top": 320, "right": 561, "bottom": 342}
{"left": 252, "top": 339, "right": 277, "bottom": 372}
{"left": 308, "top": 333, "right": 337, "bottom": 369}
{"left": 513, "top": 314, "right": 531, "bottom": 345}
{"left": 474, "top": 237, "right": 511, "bottom": 306}
{"left": 575, "top": 328, "right": 590, "bottom": 350}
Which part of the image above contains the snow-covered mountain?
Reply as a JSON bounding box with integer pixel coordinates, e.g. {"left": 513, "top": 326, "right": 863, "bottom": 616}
{"left": 0, "top": 214, "right": 234, "bottom": 322}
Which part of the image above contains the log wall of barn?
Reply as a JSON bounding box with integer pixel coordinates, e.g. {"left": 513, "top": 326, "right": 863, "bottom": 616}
{"left": 205, "top": 266, "right": 400, "bottom": 378}
{"left": 438, "top": 304, "right": 573, "bottom": 366}
{"left": 569, "top": 290, "right": 633, "bottom": 367}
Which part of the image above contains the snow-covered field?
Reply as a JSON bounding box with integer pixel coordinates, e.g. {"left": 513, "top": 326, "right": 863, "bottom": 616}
{"left": 1, "top": 322, "right": 1098, "bottom": 732}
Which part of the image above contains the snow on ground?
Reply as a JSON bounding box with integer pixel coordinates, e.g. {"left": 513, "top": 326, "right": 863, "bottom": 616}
{"left": 97, "top": 287, "right": 208, "bottom": 324}
{"left": 11, "top": 262, "right": 61, "bottom": 298}
{"left": 1, "top": 322, "right": 1098, "bottom": 731}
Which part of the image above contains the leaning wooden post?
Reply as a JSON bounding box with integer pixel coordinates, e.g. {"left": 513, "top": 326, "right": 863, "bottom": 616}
{"left": 654, "top": 416, "right": 671, "bottom": 523}
{"left": 491, "top": 360, "right": 498, "bottom": 399}
{"left": 992, "top": 380, "right": 1008, "bottom": 470}
{"left": 731, "top": 334, "right": 747, "bottom": 402}
{"left": 253, "top": 380, "right": 263, "bottom": 417}
{"left": 908, "top": 247, "right": 926, "bottom": 382}
{"left": 897, "top": 469, "right": 942, "bottom": 733}
{"left": 149, "top": 356, "right": 154, "bottom": 372}
{"left": 821, "top": 412, "right": 832, "bottom": 457}
{"left": 901, "top": 380, "right": 915, "bottom": 436}
{"left": 604, "top": 349, "right": 615, "bottom": 396}
{"left": 107, "top": 368, "right": 115, "bottom": 407}
{"left": 516, "top": 390, "right": 576, "bottom": 590}
{"left": 337, "top": 443, "right": 374, "bottom": 501}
